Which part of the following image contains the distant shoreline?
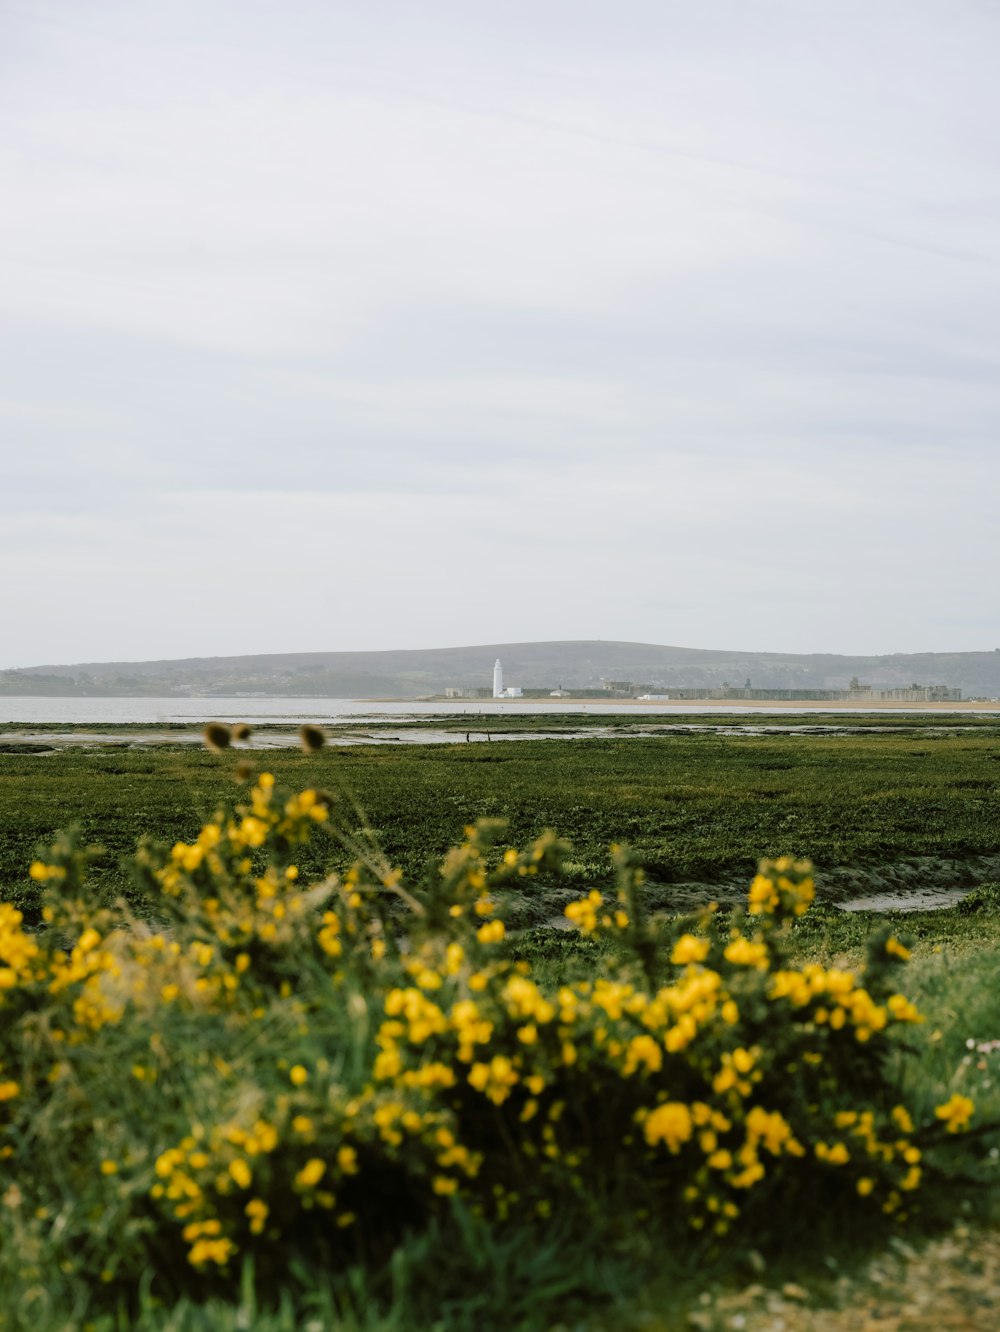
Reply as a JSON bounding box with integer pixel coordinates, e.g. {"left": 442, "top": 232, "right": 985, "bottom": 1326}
{"left": 410, "top": 696, "right": 1000, "bottom": 711}
{"left": 3, "top": 696, "right": 1000, "bottom": 730}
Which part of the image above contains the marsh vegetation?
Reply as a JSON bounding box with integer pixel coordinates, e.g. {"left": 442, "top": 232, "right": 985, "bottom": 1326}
{"left": 0, "top": 718, "right": 998, "bottom": 1329}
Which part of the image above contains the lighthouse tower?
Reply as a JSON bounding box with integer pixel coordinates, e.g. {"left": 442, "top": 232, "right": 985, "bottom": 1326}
{"left": 493, "top": 659, "right": 503, "bottom": 698}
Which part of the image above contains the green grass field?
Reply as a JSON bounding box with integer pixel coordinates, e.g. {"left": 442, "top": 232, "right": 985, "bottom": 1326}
{"left": 2, "top": 720, "right": 1000, "bottom": 918}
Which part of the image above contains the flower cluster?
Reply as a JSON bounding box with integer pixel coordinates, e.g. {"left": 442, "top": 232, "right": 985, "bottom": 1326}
{"left": 0, "top": 776, "right": 981, "bottom": 1298}
{"left": 747, "top": 856, "right": 815, "bottom": 916}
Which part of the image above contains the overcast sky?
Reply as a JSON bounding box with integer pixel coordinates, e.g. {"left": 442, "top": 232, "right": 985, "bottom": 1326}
{"left": 2, "top": 0, "right": 999, "bottom": 668}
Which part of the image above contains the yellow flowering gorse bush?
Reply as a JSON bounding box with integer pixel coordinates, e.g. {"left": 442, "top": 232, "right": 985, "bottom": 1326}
{"left": 0, "top": 771, "right": 981, "bottom": 1299}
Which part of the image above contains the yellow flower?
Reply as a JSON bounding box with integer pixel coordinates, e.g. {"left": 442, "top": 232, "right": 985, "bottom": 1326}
{"left": 901, "top": 1165, "right": 922, "bottom": 1191}
{"left": 730, "top": 1160, "right": 765, "bottom": 1189}
{"left": 732, "top": 1047, "right": 756, "bottom": 1074}
{"left": 468, "top": 1055, "right": 519, "bottom": 1105}
{"left": 671, "top": 934, "right": 710, "bottom": 966}
{"left": 622, "top": 1034, "right": 663, "bottom": 1076}
{"left": 296, "top": 1158, "right": 326, "bottom": 1189}
{"left": 934, "top": 1093, "right": 974, "bottom": 1133}
{"left": 188, "top": 1237, "right": 235, "bottom": 1267}
{"left": 564, "top": 890, "right": 603, "bottom": 935}
{"left": 289, "top": 1065, "right": 308, "bottom": 1086}
{"left": 476, "top": 919, "right": 505, "bottom": 945}
{"left": 229, "top": 1158, "right": 252, "bottom": 1189}
{"left": 724, "top": 937, "right": 769, "bottom": 969}
{"left": 748, "top": 874, "right": 778, "bottom": 913}
{"left": 815, "top": 1141, "right": 849, "bottom": 1165}
{"left": 748, "top": 860, "right": 814, "bottom": 916}
{"left": 643, "top": 1102, "right": 693, "bottom": 1154}
{"left": 887, "top": 994, "right": 922, "bottom": 1023}
{"left": 891, "top": 1105, "right": 914, "bottom": 1134}
{"left": 29, "top": 861, "right": 66, "bottom": 882}
{"left": 337, "top": 1145, "right": 359, "bottom": 1175}
{"left": 745, "top": 1106, "right": 797, "bottom": 1156}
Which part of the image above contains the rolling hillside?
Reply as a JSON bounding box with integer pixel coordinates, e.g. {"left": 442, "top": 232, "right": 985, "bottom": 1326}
{"left": 2, "top": 641, "right": 999, "bottom": 697}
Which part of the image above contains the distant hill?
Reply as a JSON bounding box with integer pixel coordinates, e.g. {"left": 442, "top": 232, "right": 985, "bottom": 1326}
{"left": 2, "top": 641, "right": 999, "bottom": 698}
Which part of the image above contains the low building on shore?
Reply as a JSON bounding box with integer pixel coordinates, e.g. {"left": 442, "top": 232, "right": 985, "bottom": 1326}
{"left": 661, "top": 682, "right": 962, "bottom": 703}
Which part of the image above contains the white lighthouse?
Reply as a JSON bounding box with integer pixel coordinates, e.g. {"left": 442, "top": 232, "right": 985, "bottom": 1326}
{"left": 493, "top": 658, "right": 503, "bottom": 698}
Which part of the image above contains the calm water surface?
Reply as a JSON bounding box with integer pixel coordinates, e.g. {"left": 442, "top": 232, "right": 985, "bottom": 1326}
{"left": 0, "top": 697, "right": 992, "bottom": 725}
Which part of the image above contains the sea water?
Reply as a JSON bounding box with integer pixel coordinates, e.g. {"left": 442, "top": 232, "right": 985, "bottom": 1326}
{"left": 0, "top": 697, "right": 991, "bottom": 725}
